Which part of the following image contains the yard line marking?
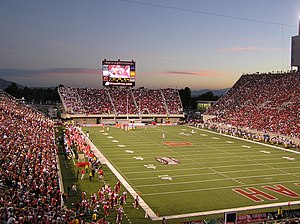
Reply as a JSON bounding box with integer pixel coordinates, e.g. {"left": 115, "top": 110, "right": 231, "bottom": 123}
{"left": 122, "top": 160, "right": 300, "bottom": 174}
{"left": 282, "top": 156, "right": 295, "bottom": 161}
{"left": 191, "top": 126, "right": 300, "bottom": 180}
{"left": 260, "top": 150, "right": 271, "bottom": 154}
{"left": 118, "top": 145, "right": 126, "bottom": 147}
{"left": 113, "top": 155, "right": 292, "bottom": 165}
{"left": 125, "top": 150, "right": 134, "bottom": 153}
{"left": 212, "top": 137, "right": 220, "bottom": 139}
{"left": 142, "top": 179, "right": 300, "bottom": 196}
{"left": 102, "top": 133, "right": 108, "bottom": 135}
{"left": 112, "top": 140, "right": 119, "bottom": 142}
{"left": 144, "top": 164, "right": 156, "bottom": 169}
{"left": 128, "top": 166, "right": 300, "bottom": 180}
{"left": 241, "top": 145, "right": 251, "bottom": 148}
{"left": 158, "top": 175, "right": 172, "bottom": 181}
{"left": 133, "top": 156, "right": 144, "bottom": 160}
{"left": 134, "top": 172, "right": 292, "bottom": 188}
{"left": 107, "top": 136, "right": 113, "bottom": 139}
{"left": 131, "top": 129, "right": 245, "bottom": 186}
{"left": 226, "top": 141, "right": 234, "bottom": 143}
{"left": 200, "top": 134, "right": 207, "bottom": 136}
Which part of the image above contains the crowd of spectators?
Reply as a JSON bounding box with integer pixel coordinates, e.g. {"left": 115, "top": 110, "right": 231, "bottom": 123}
{"left": 77, "top": 88, "right": 113, "bottom": 115}
{"left": 204, "top": 71, "right": 300, "bottom": 139}
{"left": 132, "top": 88, "right": 167, "bottom": 114}
{"left": 58, "top": 86, "right": 183, "bottom": 116}
{"left": 63, "top": 125, "right": 128, "bottom": 223}
{"left": 108, "top": 87, "right": 138, "bottom": 115}
{"left": 161, "top": 88, "right": 183, "bottom": 114}
{"left": 0, "top": 90, "right": 77, "bottom": 223}
{"left": 59, "top": 87, "right": 85, "bottom": 114}
{"left": 0, "top": 89, "right": 133, "bottom": 223}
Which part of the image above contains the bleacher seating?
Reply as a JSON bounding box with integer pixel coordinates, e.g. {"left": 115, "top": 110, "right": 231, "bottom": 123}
{"left": 204, "top": 71, "right": 300, "bottom": 138}
{"left": 0, "top": 90, "right": 75, "bottom": 223}
{"left": 58, "top": 86, "right": 183, "bottom": 116}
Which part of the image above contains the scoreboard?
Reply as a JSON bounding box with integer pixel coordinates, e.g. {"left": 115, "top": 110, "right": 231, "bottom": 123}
{"left": 102, "top": 59, "right": 136, "bottom": 86}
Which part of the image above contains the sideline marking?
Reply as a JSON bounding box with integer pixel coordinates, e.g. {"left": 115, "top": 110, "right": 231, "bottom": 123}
{"left": 82, "top": 130, "right": 158, "bottom": 220}
{"left": 160, "top": 201, "right": 300, "bottom": 220}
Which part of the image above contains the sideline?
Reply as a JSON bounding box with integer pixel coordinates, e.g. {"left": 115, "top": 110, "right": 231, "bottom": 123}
{"left": 82, "top": 131, "right": 159, "bottom": 221}
{"left": 156, "top": 200, "right": 300, "bottom": 220}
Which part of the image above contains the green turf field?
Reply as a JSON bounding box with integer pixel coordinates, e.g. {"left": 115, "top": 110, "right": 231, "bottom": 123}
{"left": 82, "top": 125, "right": 300, "bottom": 219}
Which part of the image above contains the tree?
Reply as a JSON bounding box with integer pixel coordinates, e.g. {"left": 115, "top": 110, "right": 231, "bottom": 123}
{"left": 197, "top": 91, "right": 219, "bottom": 101}
{"left": 5, "top": 82, "right": 21, "bottom": 98}
{"left": 22, "top": 86, "right": 33, "bottom": 101}
{"left": 179, "top": 87, "right": 191, "bottom": 110}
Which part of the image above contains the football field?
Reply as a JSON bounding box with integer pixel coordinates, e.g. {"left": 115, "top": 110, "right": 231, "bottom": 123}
{"left": 82, "top": 125, "right": 300, "bottom": 220}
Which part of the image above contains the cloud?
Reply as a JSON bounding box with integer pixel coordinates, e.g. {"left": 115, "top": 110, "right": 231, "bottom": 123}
{"left": 219, "top": 46, "right": 281, "bottom": 52}
{"left": 159, "top": 70, "right": 222, "bottom": 77}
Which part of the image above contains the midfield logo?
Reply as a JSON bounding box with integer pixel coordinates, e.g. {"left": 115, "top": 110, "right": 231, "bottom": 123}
{"left": 156, "top": 157, "right": 180, "bottom": 165}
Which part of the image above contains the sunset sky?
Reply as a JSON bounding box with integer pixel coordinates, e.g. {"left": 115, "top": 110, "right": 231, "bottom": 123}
{"left": 0, "top": 0, "right": 299, "bottom": 90}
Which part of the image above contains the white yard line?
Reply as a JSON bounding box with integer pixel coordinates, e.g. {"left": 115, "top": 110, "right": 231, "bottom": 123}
{"left": 142, "top": 179, "right": 300, "bottom": 196}
{"left": 135, "top": 172, "right": 299, "bottom": 188}
{"left": 123, "top": 160, "right": 298, "bottom": 175}
{"left": 187, "top": 126, "right": 300, "bottom": 181}
{"left": 129, "top": 166, "right": 300, "bottom": 181}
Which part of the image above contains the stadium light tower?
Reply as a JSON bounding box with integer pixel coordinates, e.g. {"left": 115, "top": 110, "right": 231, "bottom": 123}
{"left": 298, "top": 17, "right": 300, "bottom": 34}
{"left": 291, "top": 19, "right": 300, "bottom": 71}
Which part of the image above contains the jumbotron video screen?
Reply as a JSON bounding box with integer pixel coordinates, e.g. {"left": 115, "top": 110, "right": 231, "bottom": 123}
{"left": 102, "top": 59, "right": 136, "bottom": 86}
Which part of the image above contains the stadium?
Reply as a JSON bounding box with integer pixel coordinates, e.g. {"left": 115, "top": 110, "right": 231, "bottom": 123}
{"left": 2, "top": 4, "right": 300, "bottom": 224}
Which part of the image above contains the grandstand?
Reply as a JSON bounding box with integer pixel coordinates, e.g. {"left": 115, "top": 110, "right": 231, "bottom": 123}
{"left": 58, "top": 86, "right": 184, "bottom": 125}
{"left": 0, "top": 89, "right": 75, "bottom": 223}
{"left": 203, "top": 70, "right": 300, "bottom": 144}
